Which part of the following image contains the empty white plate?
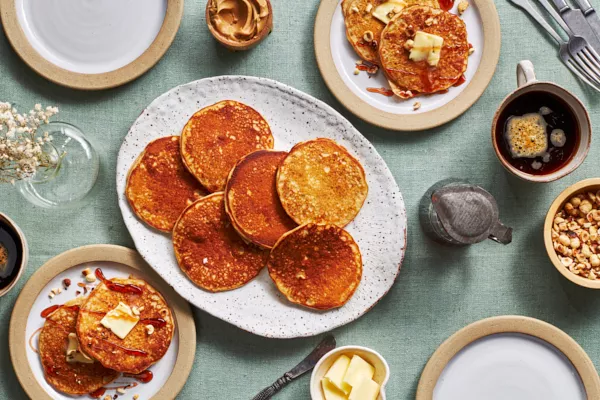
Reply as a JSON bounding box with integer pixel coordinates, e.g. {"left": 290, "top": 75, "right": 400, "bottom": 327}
{"left": 1, "top": 0, "right": 183, "bottom": 89}
{"left": 16, "top": 0, "right": 167, "bottom": 74}
{"left": 416, "top": 316, "right": 600, "bottom": 399}
{"left": 434, "top": 333, "right": 585, "bottom": 399}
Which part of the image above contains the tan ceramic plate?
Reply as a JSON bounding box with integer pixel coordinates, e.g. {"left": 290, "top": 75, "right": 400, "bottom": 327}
{"left": 416, "top": 316, "right": 600, "bottom": 399}
{"left": 9, "top": 245, "right": 195, "bottom": 400}
{"left": 0, "top": 0, "right": 183, "bottom": 90}
{"left": 314, "top": 0, "right": 501, "bottom": 131}
{"left": 544, "top": 178, "right": 600, "bottom": 289}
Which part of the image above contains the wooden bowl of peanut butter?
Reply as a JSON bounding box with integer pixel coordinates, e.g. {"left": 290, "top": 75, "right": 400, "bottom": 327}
{"left": 206, "top": 0, "right": 273, "bottom": 51}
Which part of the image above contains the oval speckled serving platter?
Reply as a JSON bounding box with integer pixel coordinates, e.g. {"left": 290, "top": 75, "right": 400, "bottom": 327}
{"left": 116, "top": 76, "right": 406, "bottom": 338}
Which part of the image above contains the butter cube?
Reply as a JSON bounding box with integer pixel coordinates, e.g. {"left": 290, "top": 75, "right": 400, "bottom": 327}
{"left": 100, "top": 302, "right": 139, "bottom": 340}
{"left": 409, "top": 31, "right": 444, "bottom": 67}
{"left": 323, "top": 355, "right": 352, "bottom": 394}
{"left": 372, "top": 0, "right": 407, "bottom": 24}
{"left": 322, "top": 379, "right": 348, "bottom": 400}
{"left": 343, "top": 355, "right": 376, "bottom": 389}
{"left": 348, "top": 378, "right": 380, "bottom": 400}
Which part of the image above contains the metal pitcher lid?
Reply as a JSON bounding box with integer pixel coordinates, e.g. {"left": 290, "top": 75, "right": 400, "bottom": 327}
{"left": 431, "top": 184, "right": 512, "bottom": 245}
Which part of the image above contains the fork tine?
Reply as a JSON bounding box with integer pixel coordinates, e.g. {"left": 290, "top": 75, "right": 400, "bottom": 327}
{"left": 568, "top": 58, "right": 600, "bottom": 86}
{"left": 575, "top": 53, "right": 600, "bottom": 83}
{"left": 581, "top": 48, "right": 600, "bottom": 72}
{"left": 567, "top": 59, "right": 600, "bottom": 92}
{"left": 576, "top": 52, "right": 600, "bottom": 79}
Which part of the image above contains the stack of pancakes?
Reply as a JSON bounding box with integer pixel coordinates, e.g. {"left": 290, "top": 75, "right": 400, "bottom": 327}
{"left": 342, "top": 0, "right": 470, "bottom": 99}
{"left": 126, "top": 100, "right": 369, "bottom": 310}
{"left": 39, "top": 273, "right": 174, "bottom": 396}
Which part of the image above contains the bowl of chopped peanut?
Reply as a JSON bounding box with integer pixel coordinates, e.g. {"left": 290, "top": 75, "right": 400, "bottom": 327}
{"left": 545, "top": 178, "right": 600, "bottom": 288}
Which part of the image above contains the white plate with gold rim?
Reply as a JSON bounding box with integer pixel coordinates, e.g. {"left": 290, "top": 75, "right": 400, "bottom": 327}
{"left": 416, "top": 316, "right": 600, "bottom": 400}
{"left": 116, "top": 76, "right": 407, "bottom": 338}
{"left": 314, "top": 0, "right": 501, "bottom": 131}
{"left": 9, "top": 245, "right": 195, "bottom": 400}
{"left": 0, "top": 0, "right": 183, "bottom": 90}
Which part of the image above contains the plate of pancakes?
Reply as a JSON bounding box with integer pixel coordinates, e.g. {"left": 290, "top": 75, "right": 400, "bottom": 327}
{"left": 116, "top": 76, "right": 407, "bottom": 338}
{"left": 9, "top": 245, "right": 195, "bottom": 400}
{"left": 314, "top": 0, "right": 501, "bottom": 131}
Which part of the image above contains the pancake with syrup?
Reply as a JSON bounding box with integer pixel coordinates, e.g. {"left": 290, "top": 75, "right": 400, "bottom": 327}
{"left": 276, "top": 138, "right": 368, "bottom": 228}
{"left": 379, "top": 5, "right": 469, "bottom": 97}
{"left": 173, "top": 192, "right": 268, "bottom": 292}
{"left": 126, "top": 136, "right": 207, "bottom": 232}
{"left": 39, "top": 297, "right": 119, "bottom": 395}
{"left": 224, "top": 150, "right": 297, "bottom": 249}
{"left": 267, "top": 224, "right": 362, "bottom": 310}
{"left": 342, "top": 0, "right": 440, "bottom": 66}
{"left": 76, "top": 270, "right": 174, "bottom": 374}
{"left": 180, "top": 100, "right": 274, "bottom": 193}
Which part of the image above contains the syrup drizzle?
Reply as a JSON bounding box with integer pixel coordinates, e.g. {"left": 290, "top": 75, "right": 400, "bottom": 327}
{"left": 140, "top": 318, "right": 167, "bottom": 328}
{"left": 28, "top": 327, "right": 43, "bottom": 353}
{"left": 367, "top": 87, "right": 394, "bottom": 97}
{"left": 454, "top": 75, "right": 467, "bottom": 86}
{"left": 97, "top": 338, "right": 148, "bottom": 357}
{"left": 40, "top": 304, "right": 80, "bottom": 318}
{"left": 95, "top": 269, "right": 143, "bottom": 295}
{"left": 124, "top": 370, "right": 154, "bottom": 383}
{"left": 89, "top": 387, "right": 106, "bottom": 398}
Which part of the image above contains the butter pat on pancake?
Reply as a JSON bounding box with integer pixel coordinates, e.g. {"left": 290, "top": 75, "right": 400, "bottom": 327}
{"left": 173, "top": 192, "right": 268, "bottom": 292}
{"left": 39, "top": 298, "right": 119, "bottom": 395}
{"left": 225, "top": 150, "right": 297, "bottom": 249}
{"left": 276, "top": 138, "right": 368, "bottom": 227}
{"left": 126, "top": 136, "right": 207, "bottom": 232}
{"left": 379, "top": 6, "right": 468, "bottom": 96}
{"left": 267, "top": 224, "right": 362, "bottom": 310}
{"left": 77, "top": 274, "right": 174, "bottom": 374}
{"left": 180, "top": 100, "right": 274, "bottom": 193}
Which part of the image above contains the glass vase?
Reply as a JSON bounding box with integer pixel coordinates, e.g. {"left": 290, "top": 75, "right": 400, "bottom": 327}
{"left": 16, "top": 122, "right": 99, "bottom": 209}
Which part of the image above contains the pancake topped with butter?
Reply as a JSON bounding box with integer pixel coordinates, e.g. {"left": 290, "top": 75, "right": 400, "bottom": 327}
{"left": 342, "top": 0, "right": 440, "bottom": 65}
{"left": 267, "top": 224, "right": 362, "bottom": 310}
{"left": 180, "top": 100, "right": 274, "bottom": 193}
{"left": 225, "top": 150, "right": 297, "bottom": 249}
{"left": 126, "top": 136, "right": 207, "bottom": 232}
{"left": 39, "top": 297, "right": 119, "bottom": 395}
{"left": 276, "top": 138, "right": 368, "bottom": 228}
{"left": 173, "top": 193, "right": 268, "bottom": 292}
{"left": 76, "top": 271, "right": 174, "bottom": 374}
{"left": 379, "top": 5, "right": 469, "bottom": 97}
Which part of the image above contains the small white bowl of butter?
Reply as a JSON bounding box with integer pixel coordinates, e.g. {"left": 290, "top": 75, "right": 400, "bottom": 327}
{"left": 310, "top": 346, "right": 390, "bottom": 400}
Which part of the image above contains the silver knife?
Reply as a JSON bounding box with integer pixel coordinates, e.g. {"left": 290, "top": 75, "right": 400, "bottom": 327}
{"left": 251, "top": 335, "right": 336, "bottom": 400}
{"left": 550, "top": 0, "right": 600, "bottom": 54}
{"left": 572, "top": 0, "right": 600, "bottom": 41}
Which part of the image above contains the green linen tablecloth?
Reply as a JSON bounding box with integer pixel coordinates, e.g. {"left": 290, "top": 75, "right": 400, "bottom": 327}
{"left": 1, "top": 0, "right": 600, "bottom": 398}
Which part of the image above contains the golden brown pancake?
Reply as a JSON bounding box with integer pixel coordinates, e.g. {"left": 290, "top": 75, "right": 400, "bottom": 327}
{"left": 126, "top": 136, "right": 207, "bottom": 232}
{"left": 379, "top": 6, "right": 469, "bottom": 96}
{"left": 224, "top": 150, "right": 297, "bottom": 249}
{"left": 276, "top": 138, "right": 368, "bottom": 227}
{"left": 173, "top": 193, "right": 268, "bottom": 292}
{"left": 77, "top": 273, "right": 174, "bottom": 374}
{"left": 342, "top": 0, "right": 440, "bottom": 65}
{"left": 39, "top": 298, "right": 119, "bottom": 395}
{"left": 180, "top": 101, "right": 274, "bottom": 193}
{"left": 267, "top": 224, "right": 362, "bottom": 310}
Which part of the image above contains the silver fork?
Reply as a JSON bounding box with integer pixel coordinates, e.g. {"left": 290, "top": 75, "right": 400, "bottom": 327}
{"left": 537, "top": 0, "right": 600, "bottom": 86}
{"left": 509, "top": 0, "right": 600, "bottom": 91}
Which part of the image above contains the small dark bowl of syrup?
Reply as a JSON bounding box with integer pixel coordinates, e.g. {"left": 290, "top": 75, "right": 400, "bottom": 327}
{"left": 492, "top": 63, "right": 591, "bottom": 182}
{"left": 0, "top": 213, "right": 28, "bottom": 297}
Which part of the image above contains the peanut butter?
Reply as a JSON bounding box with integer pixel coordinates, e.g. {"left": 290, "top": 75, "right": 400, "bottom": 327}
{"left": 209, "top": 0, "right": 270, "bottom": 42}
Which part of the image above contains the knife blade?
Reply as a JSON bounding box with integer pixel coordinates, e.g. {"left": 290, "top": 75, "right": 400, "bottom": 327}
{"left": 572, "top": 0, "right": 600, "bottom": 41}
{"left": 550, "top": 0, "right": 600, "bottom": 54}
{"left": 251, "top": 335, "right": 336, "bottom": 400}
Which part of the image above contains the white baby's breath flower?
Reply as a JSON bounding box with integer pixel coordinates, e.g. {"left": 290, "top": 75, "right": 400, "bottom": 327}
{"left": 0, "top": 103, "right": 60, "bottom": 183}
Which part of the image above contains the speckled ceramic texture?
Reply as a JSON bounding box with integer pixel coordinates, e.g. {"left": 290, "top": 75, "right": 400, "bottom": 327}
{"left": 116, "top": 76, "right": 407, "bottom": 338}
